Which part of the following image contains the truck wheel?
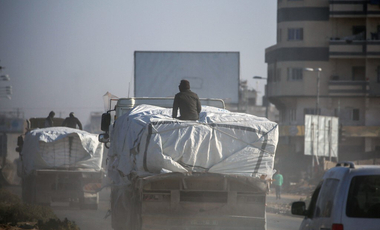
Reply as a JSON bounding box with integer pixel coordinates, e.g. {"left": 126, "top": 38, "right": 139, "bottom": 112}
{"left": 111, "top": 189, "right": 128, "bottom": 230}
{"left": 22, "top": 176, "right": 36, "bottom": 204}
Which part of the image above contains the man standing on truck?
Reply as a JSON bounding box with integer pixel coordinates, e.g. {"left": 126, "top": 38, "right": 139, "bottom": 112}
{"left": 44, "top": 111, "right": 55, "bottom": 127}
{"left": 62, "top": 112, "right": 83, "bottom": 130}
{"left": 62, "top": 112, "right": 83, "bottom": 155}
{"left": 172, "top": 79, "right": 201, "bottom": 120}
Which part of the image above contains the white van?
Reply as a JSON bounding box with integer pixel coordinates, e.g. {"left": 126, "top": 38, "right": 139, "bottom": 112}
{"left": 291, "top": 162, "right": 380, "bottom": 230}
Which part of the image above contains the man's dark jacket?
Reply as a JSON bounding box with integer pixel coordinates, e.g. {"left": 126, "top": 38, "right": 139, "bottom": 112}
{"left": 62, "top": 116, "right": 83, "bottom": 130}
{"left": 172, "top": 89, "right": 201, "bottom": 120}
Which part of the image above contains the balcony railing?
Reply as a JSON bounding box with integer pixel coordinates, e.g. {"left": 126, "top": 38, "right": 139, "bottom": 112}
{"left": 329, "top": 39, "right": 380, "bottom": 58}
{"left": 279, "top": 125, "right": 380, "bottom": 137}
{"left": 328, "top": 80, "right": 369, "bottom": 96}
{"left": 330, "top": 0, "right": 380, "bottom": 18}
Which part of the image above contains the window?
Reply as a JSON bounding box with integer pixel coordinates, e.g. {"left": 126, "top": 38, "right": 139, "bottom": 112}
{"left": 315, "top": 179, "right": 340, "bottom": 218}
{"left": 352, "top": 66, "right": 365, "bottom": 81}
{"left": 307, "top": 182, "right": 322, "bottom": 218}
{"left": 277, "top": 29, "right": 282, "bottom": 43}
{"left": 289, "top": 109, "right": 296, "bottom": 122}
{"left": 304, "top": 108, "right": 320, "bottom": 116}
{"left": 352, "top": 109, "right": 360, "bottom": 121}
{"left": 337, "top": 108, "right": 360, "bottom": 122}
{"left": 334, "top": 108, "right": 339, "bottom": 117}
{"left": 248, "top": 98, "right": 256, "bottom": 106}
{"left": 352, "top": 26, "right": 366, "bottom": 40}
{"left": 268, "top": 68, "right": 274, "bottom": 83}
{"left": 275, "top": 68, "right": 281, "bottom": 82}
{"left": 279, "top": 109, "right": 286, "bottom": 123}
{"left": 287, "top": 68, "right": 303, "bottom": 81}
{"left": 288, "top": 28, "right": 303, "bottom": 41}
{"left": 346, "top": 175, "right": 380, "bottom": 218}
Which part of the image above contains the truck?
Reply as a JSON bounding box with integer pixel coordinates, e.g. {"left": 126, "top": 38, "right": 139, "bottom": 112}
{"left": 99, "top": 97, "right": 278, "bottom": 230}
{"left": 16, "top": 118, "right": 104, "bottom": 209}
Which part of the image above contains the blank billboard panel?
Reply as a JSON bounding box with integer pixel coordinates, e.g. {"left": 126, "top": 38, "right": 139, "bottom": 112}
{"left": 304, "top": 115, "right": 339, "bottom": 158}
{"left": 134, "top": 51, "right": 239, "bottom": 104}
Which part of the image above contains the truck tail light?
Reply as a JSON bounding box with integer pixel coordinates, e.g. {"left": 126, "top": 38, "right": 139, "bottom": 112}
{"left": 332, "top": 224, "right": 343, "bottom": 230}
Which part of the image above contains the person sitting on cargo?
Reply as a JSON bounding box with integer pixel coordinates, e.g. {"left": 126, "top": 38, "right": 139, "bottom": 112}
{"left": 172, "top": 80, "right": 202, "bottom": 121}
{"left": 62, "top": 112, "right": 83, "bottom": 130}
{"left": 44, "top": 111, "right": 55, "bottom": 127}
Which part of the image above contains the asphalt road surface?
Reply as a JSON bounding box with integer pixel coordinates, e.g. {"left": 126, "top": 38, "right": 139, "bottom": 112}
{"left": 51, "top": 188, "right": 303, "bottom": 230}
{"left": 4, "top": 185, "right": 304, "bottom": 230}
{"left": 51, "top": 187, "right": 113, "bottom": 230}
{"left": 267, "top": 213, "right": 303, "bottom": 230}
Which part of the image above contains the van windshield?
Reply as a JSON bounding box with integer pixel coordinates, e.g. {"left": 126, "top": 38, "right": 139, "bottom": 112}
{"left": 346, "top": 175, "right": 380, "bottom": 218}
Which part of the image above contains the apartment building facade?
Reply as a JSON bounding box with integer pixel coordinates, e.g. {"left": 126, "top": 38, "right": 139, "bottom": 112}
{"left": 265, "top": 0, "right": 380, "bottom": 181}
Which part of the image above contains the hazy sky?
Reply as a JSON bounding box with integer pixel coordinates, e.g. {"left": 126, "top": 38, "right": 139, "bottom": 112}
{"left": 0, "top": 0, "right": 277, "bottom": 125}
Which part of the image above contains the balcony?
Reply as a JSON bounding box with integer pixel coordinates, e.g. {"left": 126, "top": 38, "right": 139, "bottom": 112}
{"left": 329, "top": 34, "right": 380, "bottom": 58}
{"left": 330, "top": 0, "right": 380, "bottom": 18}
{"left": 279, "top": 125, "right": 380, "bottom": 137}
{"left": 328, "top": 80, "right": 369, "bottom": 96}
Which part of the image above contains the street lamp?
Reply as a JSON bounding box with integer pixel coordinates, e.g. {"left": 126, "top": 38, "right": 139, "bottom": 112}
{"left": 252, "top": 76, "right": 268, "bottom": 118}
{"left": 304, "top": 68, "right": 322, "bottom": 115}
{"left": 304, "top": 67, "right": 322, "bottom": 177}
{"left": 253, "top": 76, "right": 267, "bottom": 80}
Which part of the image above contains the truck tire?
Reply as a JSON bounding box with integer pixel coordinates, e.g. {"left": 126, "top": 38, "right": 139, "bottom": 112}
{"left": 111, "top": 188, "right": 128, "bottom": 230}
{"left": 22, "top": 174, "right": 36, "bottom": 204}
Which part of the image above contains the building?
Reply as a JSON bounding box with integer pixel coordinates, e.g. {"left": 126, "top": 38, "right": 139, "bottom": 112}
{"left": 0, "top": 113, "right": 25, "bottom": 186}
{"left": 265, "top": 0, "right": 380, "bottom": 182}
{"left": 232, "top": 80, "right": 279, "bottom": 121}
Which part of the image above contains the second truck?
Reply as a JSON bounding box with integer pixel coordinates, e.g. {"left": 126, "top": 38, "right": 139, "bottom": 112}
{"left": 16, "top": 119, "right": 104, "bottom": 209}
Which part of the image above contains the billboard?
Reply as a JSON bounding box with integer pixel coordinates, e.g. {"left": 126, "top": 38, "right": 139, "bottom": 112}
{"left": 134, "top": 51, "right": 240, "bottom": 104}
{"left": 0, "top": 117, "right": 24, "bottom": 133}
{"left": 304, "top": 115, "right": 339, "bottom": 158}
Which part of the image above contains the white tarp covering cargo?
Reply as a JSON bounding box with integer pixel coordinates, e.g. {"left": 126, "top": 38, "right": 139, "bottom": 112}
{"left": 21, "top": 127, "right": 103, "bottom": 175}
{"left": 108, "top": 105, "right": 278, "bottom": 185}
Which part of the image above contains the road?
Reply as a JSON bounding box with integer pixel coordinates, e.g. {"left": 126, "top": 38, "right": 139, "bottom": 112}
{"left": 51, "top": 188, "right": 304, "bottom": 230}
{"left": 51, "top": 187, "right": 113, "bottom": 230}
{"left": 4, "top": 185, "right": 304, "bottom": 229}
{"left": 267, "top": 213, "right": 303, "bottom": 230}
